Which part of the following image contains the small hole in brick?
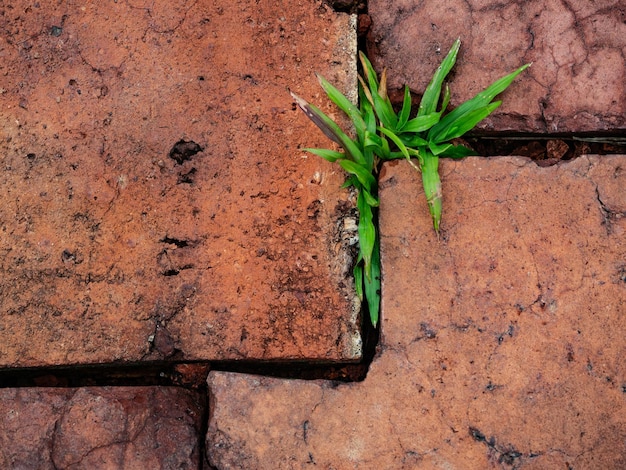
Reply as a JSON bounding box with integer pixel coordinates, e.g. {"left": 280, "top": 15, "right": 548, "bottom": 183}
{"left": 168, "top": 140, "right": 203, "bottom": 165}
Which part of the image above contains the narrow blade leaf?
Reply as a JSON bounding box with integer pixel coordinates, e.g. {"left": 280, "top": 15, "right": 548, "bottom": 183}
{"left": 316, "top": 74, "right": 365, "bottom": 141}
{"left": 400, "top": 134, "right": 429, "bottom": 148}
{"left": 378, "top": 126, "right": 410, "bottom": 161}
{"left": 341, "top": 175, "right": 358, "bottom": 189}
{"left": 359, "top": 51, "right": 380, "bottom": 97}
{"left": 364, "top": 238, "right": 381, "bottom": 327}
{"left": 429, "top": 102, "right": 501, "bottom": 143}
{"left": 291, "top": 90, "right": 366, "bottom": 165}
{"left": 421, "top": 151, "right": 442, "bottom": 231}
{"left": 402, "top": 112, "right": 441, "bottom": 133}
{"left": 437, "top": 143, "right": 477, "bottom": 159}
{"left": 372, "top": 92, "right": 398, "bottom": 130}
{"left": 353, "top": 262, "right": 364, "bottom": 301}
{"left": 428, "top": 63, "right": 530, "bottom": 142}
{"left": 340, "top": 159, "right": 377, "bottom": 193}
{"left": 357, "top": 191, "right": 375, "bottom": 279}
{"left": 361, "top": 188, "right": 380, "bottom": 208}
{"left": 396, "top": 85, "right": 412, "bottom": 131}
{"left": 303, "top": 148, "right": 345, "bottom": 162}
{"left": 418, "top": 38, "right": 461, "bottom": 117}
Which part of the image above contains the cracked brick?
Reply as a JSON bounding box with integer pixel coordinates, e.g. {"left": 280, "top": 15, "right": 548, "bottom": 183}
{"left": 0, "top": 387, "right": 203, "bottom": 469}
{"left": 205, "top": 156, "right": 626, "bottom": 469}
{"left": 366, "top": 0, "right": 626, "bottom": 132}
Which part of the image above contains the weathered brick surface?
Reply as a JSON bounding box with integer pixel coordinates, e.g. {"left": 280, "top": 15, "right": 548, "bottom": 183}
{"left": 367, "top": 0, "right": 626, "bottom": 133}
{"left": 0, "top": 387, "right": 203, "bottom": 469}
{"left": 0, "top": 0, "right": 361, "bottom": 366}
{"left": 206, "top": 156, "right": 626, "bottom": 469}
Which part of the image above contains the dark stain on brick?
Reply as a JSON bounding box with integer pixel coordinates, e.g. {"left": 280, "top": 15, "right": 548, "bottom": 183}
{"left": 168, "top": 140, "right": 203, "bottom": 165}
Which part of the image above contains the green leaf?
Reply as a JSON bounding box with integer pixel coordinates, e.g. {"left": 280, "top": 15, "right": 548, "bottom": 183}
{"left": 372, "top": 92, "right": 398, "bottom": 130}
{"left": 361, "top": 91, "right": 378, "bottom": 135}
{"left": 380, "top": 132, "right": 391, "bottom": 159}
{"left": 386, "top": 150, "right": 410, "bottom": 160}
{"left": 357, "top": 191, "right": 375, "bottom": 279}
{"left": 359, "top": 52, "right": 398, "bottom": 130}
{"left": 420, "top": 150, "right": 442, "bottom": 231}
{"left": 402, "top": 112, "right": 441, "bottom": 133}
{"left": 316, "top": 74, "right": 366, "bottom": 142}
{"left": 341, "top": 175, "right": 358, "bottom": 189}
{"left": 396, "top": 85, "right": 412, "bottom": 131}
{"left": 378, "top": 126, "right": 410, "bottom": 161}
{"left": 361, "top": 188, "right": 380, "bottom": 208}
{"left": 431, "top": 143, "right": 476, "bottom": 158}
{"left": 358, "top": 75, "right": 375, "bottom": 111}
{"left": 340, "top": 159, "right": 377, "bottom": 193}
{"left": 427, "top": 141, "right": 453, "bottom": 156}
{"left": 359, "top": 51, "right": 380, "bottom": 98}
{"left": 353, "top": 262, "right": 363, "bottom": 301}
{"left": 400, "top": 134, "right": 429, "bottom": 148}
{"left": 303, "top": 148, "right": 345, "bottom": 162}
{"left": 428, "top": 140, "right": 477, "bottom": 157}
{"left": 428, "top": 63, "right": 530, "bottom": 143}
{"left": 439, "top": 84, "right": 451, "bottom": 114}
{"left": 363, "top": 130, "right": 385, "bottom": 151}
{"left": 418, "top": 38, "right": 460, "bottom": 117}
{"left": 364, "top": 237, "right": 381, "bottom": 327}
{"left": 291, "top": 91, "right": 367, "bottom": 165}
{"left": 429, "top": 102, "right": 501, "bottom": 143}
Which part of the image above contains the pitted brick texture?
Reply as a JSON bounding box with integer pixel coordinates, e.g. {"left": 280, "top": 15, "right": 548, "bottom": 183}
{"left": 206, "top": 156, "right": 626, "bottom": 469}
{"left": 0, "top": 0, "right": 360, "bottom": 366}
{"left": 367, "top": 0, "right": 626, "bottom": 133}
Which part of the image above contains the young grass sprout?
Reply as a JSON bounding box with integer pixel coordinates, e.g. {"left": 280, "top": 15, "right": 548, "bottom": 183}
{"left": 291, "top": 39, "right": 529, "bottom": 327}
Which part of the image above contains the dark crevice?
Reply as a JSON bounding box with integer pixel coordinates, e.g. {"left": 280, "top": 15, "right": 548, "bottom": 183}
{"left": 466, "top": 133, "right": 626, "bottom": 165}
{"left": 325, "top": 0, "right": 366, "bottom": 14}
{"left": 0, "top": 356, "right": 377, "bottom": 391}
{"left": 162, "top": 268, "right": 181, "bottom": 276}
{"left": 168, "top": 140, "right": 203, "bottom": 165}
{"left": 160, "top": 236, "right": 191, "bottom": 248}
{"left": 468, "top": 426, "right": 528, "bottom": 466}
{"left": 0, "top": 363, "right": 180, "bottom": 388}
{"left": 0, "top": 297, "right": 380, "bottom": 387}
{"left": 196, "top": 381, "right": 211, "bottom": 470}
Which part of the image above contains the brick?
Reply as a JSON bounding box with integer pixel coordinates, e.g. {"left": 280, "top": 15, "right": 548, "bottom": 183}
{"left": 366, "top": 0, "right": 626, "bottom": 133}
{"left": 0, "top": 387, "right": 203, "bottom": 469}
{"left": 0, "top": 0, "right": 361, "bottom": 366}
{"left": 206, "top": 156, "right": 626, "bottom": 469}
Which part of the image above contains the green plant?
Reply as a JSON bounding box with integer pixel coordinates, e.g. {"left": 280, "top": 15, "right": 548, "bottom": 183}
{"left": 291, "top": 39, "right": 529, "bottom": 327}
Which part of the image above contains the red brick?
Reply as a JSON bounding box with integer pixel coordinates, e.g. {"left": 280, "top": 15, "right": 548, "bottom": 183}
{"left": 366, "top": 0, "right": 626, "bottom": 133}
{"left": 0, "top": 387, "right": 203, "bottom": 469}
{"left": 0, "top": 0, "right": 361, "bottom": 366}
{"left": 206, "top": 156, "right": 626, "bottom": 469}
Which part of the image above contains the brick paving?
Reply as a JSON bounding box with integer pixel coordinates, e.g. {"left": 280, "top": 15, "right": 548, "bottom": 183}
{"left": 0, "top": 387, "right": 203, "bottom": 469}
{"left": 0, "top": 0, "right": 359, "bottom": 366}
{"left": 206, "top": 156, "right": 626, "bottom": 469}
{"left": 367, "top": 0, "right": 626, "bottom": 133}
{"left": 1, "top": 0, "right": 625, "bottom": 468}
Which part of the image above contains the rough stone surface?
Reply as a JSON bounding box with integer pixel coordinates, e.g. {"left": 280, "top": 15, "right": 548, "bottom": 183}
{"left": 206, "top": 156, "right": 626, "bottom": 469}
{"left": 0, "top": 0, "right": 361, "bottom": 366}
{"left": 0, "top": 386, "right": 203, "bottom": 469}
{"left": 366, "top": 0, "right": 626, "bottom": 133}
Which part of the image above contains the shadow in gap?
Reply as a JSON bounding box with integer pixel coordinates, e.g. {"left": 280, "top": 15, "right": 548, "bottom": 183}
{"left": 0, "top": 318, "right": 380, "bottom": 388}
